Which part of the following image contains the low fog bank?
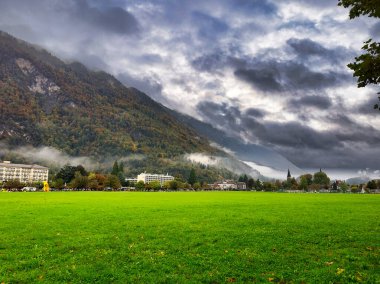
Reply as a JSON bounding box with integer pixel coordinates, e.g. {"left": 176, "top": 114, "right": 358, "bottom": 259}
{"left": 0, "top": 143, "right": 145, "bottom": 170}
{"left": 185, "top": 153, "right": 261, "bottom": 179}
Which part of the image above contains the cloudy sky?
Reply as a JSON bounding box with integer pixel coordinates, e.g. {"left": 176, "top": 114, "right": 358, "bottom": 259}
{"left": 0, "top": 0, "right": 379, "bottom": 171}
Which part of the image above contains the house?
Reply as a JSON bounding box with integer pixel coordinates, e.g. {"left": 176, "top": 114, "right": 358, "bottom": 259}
{"left": 210, "top": 180, "right": 238, "bottom": 190}
{"left": 237, "top": 182, "right": 247, "bottom": 190}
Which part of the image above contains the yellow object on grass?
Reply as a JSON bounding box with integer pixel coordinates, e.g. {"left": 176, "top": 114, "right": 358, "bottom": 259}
{"left": 43, "top": 181, "right": 50, "bottom": 192}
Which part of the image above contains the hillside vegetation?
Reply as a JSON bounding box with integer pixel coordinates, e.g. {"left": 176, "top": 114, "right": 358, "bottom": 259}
{"left": 0, "top": 31, "right": 216, "bottom": 160}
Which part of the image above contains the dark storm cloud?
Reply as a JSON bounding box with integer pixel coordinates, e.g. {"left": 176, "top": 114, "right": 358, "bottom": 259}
{"left": 197, "top": 101, "right": 380, "bottom": 168}
{"left": 328, "top": 113, "right": 356, "bottom": 127}
{"left": 245, "top": 108, "right": 267, "bottom": 119}
{"left": 191, "top": 49, "right": 246, "bottom": 73}
{"left": 281, "top": 146, "right": 380, "bottom": 169}
{"left": 75, "top": 4, "right": 139, "bottom": 35}
{"left": 191, "top": 50, "right": 249, "bottom": 73}
{"left": 117, "top": 72, "right": 171, "bottom": 104}
{"left": 197, "top": 101, "right": 342, "bottom": 151}
{"left": 285, "top": 0, "right": 335, "bottom": 8}
{"left": 235, "top": 60, "right": 348, "bottom": 92}
{"left": 192, "top": 39, "right": 351, "bottom": 93}
{"left": 287, "top": 38, "right": 328, "bottom": 58}
{"left": 0, "top": 0, "right": 139, "bottom": 36}
{"left": 289, "top": 95, "right": 332, "bottom": 110}
{"left": 286, "top": 38, "right": 352, "bottom": 63}
{"left": 191, "top": 11, "right": 229, "bottom": 39}
{"left": 234, "top": 66, "right": 282, "bottom": 92}
{"left": 197, "top": 101, "right": 243, "bottom": 132}
{"left": 191, "top": 52, "right": 227, "bottom": 72}
{"left": 254, "top": 118, "right": 380, "bottom": 169}
{"left": 255, "top": 122, "right": 342, "bottom": 150}
{"left": 325, "top": 113, "right": 380, "bottom": 145}
{"left": 279, "top": 20, "right": 318, "bottom": 32}
{"left": 228, "top": 0, "right": 277, "bottom": 16}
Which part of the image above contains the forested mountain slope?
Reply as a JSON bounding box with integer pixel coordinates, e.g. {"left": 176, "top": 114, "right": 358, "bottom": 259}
{"left": 0, "top": 31, "right": 216, "bottom": 159}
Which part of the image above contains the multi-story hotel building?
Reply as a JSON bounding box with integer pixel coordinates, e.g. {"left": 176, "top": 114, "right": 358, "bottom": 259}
{"left": 0, "top": 161, "right": 49, "bottom": 183}
{"left": 137, "top": 172, "right": 174, "bottom": 185}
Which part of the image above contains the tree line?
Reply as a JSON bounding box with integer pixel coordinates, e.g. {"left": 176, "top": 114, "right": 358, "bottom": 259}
{"left": 238, "top": 171, "right": 380, "bottom": 192}
{"left": 2, "top": 164, "right": 379, "bottom": 192}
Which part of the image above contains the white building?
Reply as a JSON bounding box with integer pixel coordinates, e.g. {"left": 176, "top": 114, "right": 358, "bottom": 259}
{"left": 216, "top": 180, "right": 238, "bottom": 190}
{"left": 0, "top": 161, "right": 49, "bottom": 183}
{"left": 125, "top": 178, "right": 138, "bottom": 183}
{"left": 137, "top": 172, "right": 174, "bottom": 185}
{"left": 210, "top": 180, "right": 242, "bottom": 190}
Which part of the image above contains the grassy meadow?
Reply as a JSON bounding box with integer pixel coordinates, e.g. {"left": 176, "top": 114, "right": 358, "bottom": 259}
{"left": 0, "top": 192, "right": 379, "bottom": 283}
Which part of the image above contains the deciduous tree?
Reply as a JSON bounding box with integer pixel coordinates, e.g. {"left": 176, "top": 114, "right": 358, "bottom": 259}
{"left": 339, "top": 0, "right": 380, "bottom": 109}
{"left": 105, "top": 174, "right": 121, "bottom": 190}
{"left": 3, "top": 179, "right": 23, "bottom": 190}
{"left": 313, "top": 171, "right": 330, "bottom": 189}
{"left": 135, "top": 180, "right": 145, "bottom": 191}
{"left": 340, "top": 181, "right": 349, "bottom": 192}
{"left": 70, "top": 171, "right": 89, "bottom": 189}
{"left": 149, "top": 180, "right": 161, "bottom": 191}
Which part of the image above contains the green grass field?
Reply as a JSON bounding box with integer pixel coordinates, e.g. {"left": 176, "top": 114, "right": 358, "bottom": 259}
{"left": 0, "top": 192, "right": 379, "bottom": 283}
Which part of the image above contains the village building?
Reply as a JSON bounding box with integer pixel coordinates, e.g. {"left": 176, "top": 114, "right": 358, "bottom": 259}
{"left": 209, "top": 180, "right": 246, "bottom": 190}
{"left": 137, "top": 172, "right": 174, "bottom": 185}
{"left": 0, "top": 161, "right": 49, "bottom": 183}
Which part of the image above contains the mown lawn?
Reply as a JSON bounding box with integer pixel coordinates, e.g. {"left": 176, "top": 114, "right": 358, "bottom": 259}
{"left": 0, "top": 192, "right": 379, "bottom": 283}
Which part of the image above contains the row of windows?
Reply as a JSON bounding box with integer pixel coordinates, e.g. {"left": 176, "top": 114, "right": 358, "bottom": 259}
{"left": 0, "top": 175, "right": 48, "bottom": 179}
{"left": 0, "top": 173, "right": 48, "bottom": 176}
{"left": 0, "top": 168, "right": 48, "bottom": 171}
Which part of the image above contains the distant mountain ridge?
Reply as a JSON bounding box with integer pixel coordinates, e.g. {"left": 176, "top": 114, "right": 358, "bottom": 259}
{"left": 346, "top": 176, "right": 370, "bottom": 185}
{"left": 0, "top": 31, "right": 216, "bottom": 159}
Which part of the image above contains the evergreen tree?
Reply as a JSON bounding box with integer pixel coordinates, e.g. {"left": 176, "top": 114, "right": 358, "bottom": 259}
{"left": 56, "top": 165, "right": 88, "bottom": 184}
{"left": 367, "top": 180, "right": 377, "bottom": 189}
{"left": 247, "top": 178, "right": 255, "bottom": 189}
{"left": 111, "top": 161, "right": 119, "bottom": 176}
{"left": 188, "top": 168, "right": 197, "bottom": 186}
{"left": 119, "top": 161, "right": 124, "bottom": 173}
{"left": 117, "top": 171, "right": 126, "bottom": 186}
{"left": 243, "top": 174, "right": 248, "bottom": 183}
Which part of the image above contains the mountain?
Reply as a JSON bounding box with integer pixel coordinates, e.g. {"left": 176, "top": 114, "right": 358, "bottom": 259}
{"left": 0, "top": 31, "right": 217, "bottom": 158}
{"left": 0, "top": 31, "right": 261, "bottom": 182}
{"left": 172, "top": 111, "right": 303, "bottom": 179}
{"left": 346, "top": 176, "right": 370, "bottom": 185}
